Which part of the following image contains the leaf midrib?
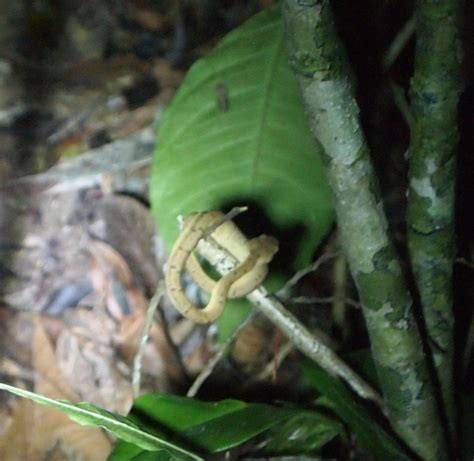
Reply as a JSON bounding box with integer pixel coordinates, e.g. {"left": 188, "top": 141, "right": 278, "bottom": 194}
{"left": 249, "top": 29, "right": 285, "bottom": 191}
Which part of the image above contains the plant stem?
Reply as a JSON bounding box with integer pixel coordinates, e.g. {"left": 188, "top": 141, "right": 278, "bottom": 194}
{"left": 382, "top": 13, "right": 416, "bottom": 71}
{"left": 407, "top": 0, "right": 462, "bottom": 438}
{"left": 132, "top": 280, "right": 165, "bottom": 397}
{"left": 282, "top": 1, "right": 448, "bottom": 459}
{"left": 195, "top": 236, "right": 384, "bottom": 407}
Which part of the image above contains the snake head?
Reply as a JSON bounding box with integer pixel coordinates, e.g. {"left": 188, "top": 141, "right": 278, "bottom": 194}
{"left": 252, "top": 235, "right": 279, "bottom": 263}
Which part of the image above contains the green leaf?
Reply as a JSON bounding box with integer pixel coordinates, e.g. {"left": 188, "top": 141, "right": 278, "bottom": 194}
{"left": 108, "top": 441, "right": 173, "bottom": 461}
{"left": 132, "top": 394, "right": 248, "bottom": 430}
{"left": 216, "top": 298, "right": 252, "bottom": 341}
{"left": 301, "top": 361, "right": 412, "bottom": 460}
{"left": 258, "top": 411, "right": 342, "bottom": 455}
{"left": 130, "top": 393, "right": 299, "bottom": 452}
{"left": 109, "top": 393, "right": 344, "bottom": 460}
{"left": 0, "top": 383, "right": 202, "bottom": 461}
{"left": 151, "top": 5, "right": 334, "bottom": 269}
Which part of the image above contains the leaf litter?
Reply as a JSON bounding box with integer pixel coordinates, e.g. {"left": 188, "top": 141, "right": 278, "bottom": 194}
{"left": 0, "top": 2, "right": 290, "bottom": 459}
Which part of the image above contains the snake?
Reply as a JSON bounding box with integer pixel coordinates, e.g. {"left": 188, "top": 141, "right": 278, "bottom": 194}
{"left": 165, "top": 211, "right": 278, "bottom": 324}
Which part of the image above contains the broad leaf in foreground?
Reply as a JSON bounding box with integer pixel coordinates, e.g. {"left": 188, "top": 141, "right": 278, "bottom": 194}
{"left": 109, "top": 393, "right": 343, "bottom": 460}
{"left": 0, "top": 384, "right": 202, "bottom": 461}
{"left": 152, "top": 6, "right": 334, "bottom": 269}
{"left": 257, "top": 411, "right": 342, "bottom": 455}
{"left": 301, "top": 361, "right": 412, "bottom": 460}
{"left": 130, "top": 394, "right": 297, "bottom": 451}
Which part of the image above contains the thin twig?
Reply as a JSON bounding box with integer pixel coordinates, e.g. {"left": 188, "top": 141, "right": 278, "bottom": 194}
{"left": 186, "top": 312, "right": 257, "bottom": 397}
{"left": 277, "top": 252, "right": 338, "bottom": 296}
{"left": 255, "top": 340, "right": 294, "bottom": 382}
{"left": 157, "top": 303, "right": 190, "bottom": 382}
{"left": 204, "top": 206, "right": 248, "bottom": 237}
{"left": 382, "top": 13, "right": 416, "bottom": 70}
{"left": 456, "top": 257, "right": 474, "bottom": 269}
{"left": 177, "top": 206, "right": 248, "bottom": 237}
{"left": 196, "top": 238, "right": 384, "bottom": 408}
{"left": 132, "top": 280, "right": 166, "bottom": 397}
{"left": 389, "top": 80, "right": 415, "bottom": 130}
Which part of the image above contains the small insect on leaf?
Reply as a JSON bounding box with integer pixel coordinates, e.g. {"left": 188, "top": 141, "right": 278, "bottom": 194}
{"left": 215, "top": 83, "right": 230, "bottom": 112}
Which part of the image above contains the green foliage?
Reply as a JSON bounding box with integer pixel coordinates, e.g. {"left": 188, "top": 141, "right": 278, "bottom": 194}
{"left": 0, "top": 383, "right": 201, "bottom": 461}
{"left": 0, "top": 383, "right": 344, "bottom": 460}
{"left": 301, "top": 360, "right": 412, "bottom": 460}
{"left": 258, "top": 412, "right": 342, "bottom": 455}
{"left": 9, "top": 360, "right": 470, "bottom": 459}
{"left": 109, "top": 393, "right": 343, "bottom": 460}
{"left": 108, "top": 443, "right": 174, "bottom": 461}
{"left": 151, "top": 5, "right": 334, "bottom": 269}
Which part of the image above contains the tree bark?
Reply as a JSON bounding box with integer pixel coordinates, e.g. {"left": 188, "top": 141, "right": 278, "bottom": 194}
{"left": 282, "top": 1, "right": 448, "bottom": 459}
{"left": 407, "top": 0, "right": 462, "bottom": 437}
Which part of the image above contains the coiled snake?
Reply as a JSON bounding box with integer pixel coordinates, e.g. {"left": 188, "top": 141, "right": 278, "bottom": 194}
{"left": 165, "top": 211, "right": 278, "bottom": 323}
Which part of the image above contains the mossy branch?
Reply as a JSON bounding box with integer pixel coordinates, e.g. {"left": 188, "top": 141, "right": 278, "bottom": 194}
{"left": 282, "top": 1, "right": 448, "bottom": 459}
{"left": 407, "top": 0, "right": 462, "bottom": 435}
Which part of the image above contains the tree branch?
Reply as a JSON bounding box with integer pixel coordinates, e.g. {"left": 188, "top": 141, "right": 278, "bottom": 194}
{"left": 282, "top": 1, "right": 448, "bottom": 459}
{"left": 407, "top": 0, "right": 462, "bottom": 436}
{"left": 195, "top": 235, "right": 384, "bottom": 407}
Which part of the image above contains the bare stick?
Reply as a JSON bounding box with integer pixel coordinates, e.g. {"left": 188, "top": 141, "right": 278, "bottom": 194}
{"left": 132, "top": 280, "right": 166, "bottom": 397}
{"left": 456, "top": 257, "right": 474, "bottom": 269}
{"left": 382, "top": 13, "right": 416, "bottom": 70}
{"left": 196, "top": 237, "right": 384, "bottom": 407}
{"left": 255, "top": 340, "right": 294, "bottom": 382}
{"left": 177, "top": 206, "right": 248, "bottom": 237}
{"left": 186, "top": 312, "right": 257, "bottom": 397}
{"left": 278, "top": 252, "right": 338, "bottom": 296}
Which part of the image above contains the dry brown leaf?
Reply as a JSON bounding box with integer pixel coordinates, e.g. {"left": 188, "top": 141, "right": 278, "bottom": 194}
{"left": 128, "top": 285, "right": 149, "bottom": 309}
{"left": 55, "top": 329, "right": 134, "bottom": 415}
{"left": 0, "top": 320, "right": 112, "bottom": 461}
{"left": 89, "top": 240, "right": 134, "bottom": 320}
{"left": 152, "top": 58, "right": 183, "bottom": 89}
{"left": 116, "top": 311, "right": 145, "bottom": 363}
{"left": 184, "top": 342, "right": 213, "bottom": 376}
{"left": 61, "top": 308, "right": 116, "bottom": 346}
{"left": 121, "top": 305, "right": 190, "bottom": 388}
{"left": 0, "top": 309, "right": 34, "bottom": 369}
{"left": 131, "top": 5, "right": 166, "bottom": 31}
{"left": 116, "top": 311, "right": 172, "bottom": 391}
{"left": 33, "top": 319, "right": 77, "bottom": 400}
{"left": 112, "top": 104, "right": 157, "bottom": 138}
{"left": 88, "top": 239, "right": 152, "bottom": 321}
{"left": 90, "top": 239, "right": 133, "bottom": 290}
{"left": 93, "top": 195, "right": 160, "bottom": 297}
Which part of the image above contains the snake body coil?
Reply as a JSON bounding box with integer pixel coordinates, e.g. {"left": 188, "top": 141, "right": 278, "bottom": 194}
{"left": 165, "top": 211, "right": 278, "bottom": 323}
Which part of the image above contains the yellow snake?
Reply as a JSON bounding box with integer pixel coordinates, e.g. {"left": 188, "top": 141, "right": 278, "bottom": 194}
{"left": 165, "top": 211, "right": 278, "bottom": 323}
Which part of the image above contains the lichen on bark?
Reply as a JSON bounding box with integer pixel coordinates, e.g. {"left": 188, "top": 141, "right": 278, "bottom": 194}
{"left": 283, "top": 1, "right": 450, "bottom": 458}
{"left": 407, "top": 0, "right": 462, "bottom": 436}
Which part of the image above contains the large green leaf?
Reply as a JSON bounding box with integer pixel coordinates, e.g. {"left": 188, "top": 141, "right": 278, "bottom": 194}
{"left": 0, "top": 384, "right": 202, "bottom": 461}
{"left": 301, "top": 361, "right": 413, "bottom": 460}
{"left": 151, "top": 6, "right": 334, "bottom": 268}
{"left": 108, "top": 393, "right": 343, "bottom": 460}
{"left": 108, "top": 441, "right": 190, "bottom": 461}
{"left": 257, "top": 412, "right": 342, "bottom": 455}
{"left": 130, "top": 393, "right": 297, "bottom": 451}
{"left": 108, "top": 442, "right": 171, "bottom": 461}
